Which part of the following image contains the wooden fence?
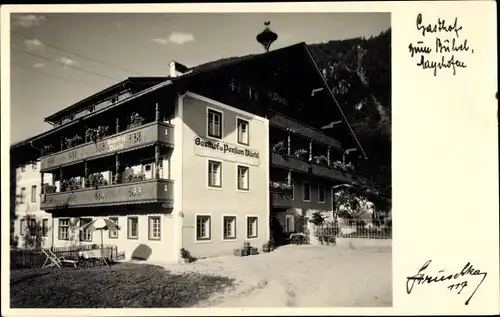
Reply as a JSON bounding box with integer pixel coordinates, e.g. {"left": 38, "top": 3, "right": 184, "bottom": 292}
{"left": 314, "top": 221, "right": 392, "bottom": 240}
{"left": 10, "top": 245, "right": 121, "bottom": 269}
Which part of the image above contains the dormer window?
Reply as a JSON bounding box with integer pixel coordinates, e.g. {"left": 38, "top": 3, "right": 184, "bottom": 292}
{"left": 229, "top": 78, "right": 240, "bottom": 93}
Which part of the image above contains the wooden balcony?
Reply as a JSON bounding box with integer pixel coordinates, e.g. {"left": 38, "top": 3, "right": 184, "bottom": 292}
{"left": 267, "top": 111, "right": 343, "bottom": 150}
{"left": 310, "top": 164, "right": 353, "bottom": 183}
{"left": 270, "top": 151, "right": 310, "bottom": 173}
{"left": 270, "top": 151, "right": 353, "bottom": 183}
{"left": 40, "top": 179, "right": 174, "bottom": 210}
{"left": 40, "top": 122, "right": 174, "bottom": 172}
{"left": 271, "top": 191, "right": 293, "bottom": 208}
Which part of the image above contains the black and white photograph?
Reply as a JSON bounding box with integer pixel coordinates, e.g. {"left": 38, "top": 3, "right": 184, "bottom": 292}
{"left": 1, "top": 2, "right": 498, "bottom": 316}
{"left": 7, "top": 11, "right": 392, "bottom": 308}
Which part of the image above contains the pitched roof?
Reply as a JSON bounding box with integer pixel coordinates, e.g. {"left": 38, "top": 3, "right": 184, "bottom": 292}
{"left": 12, "top": 42, "right": 366, "bottom": 160}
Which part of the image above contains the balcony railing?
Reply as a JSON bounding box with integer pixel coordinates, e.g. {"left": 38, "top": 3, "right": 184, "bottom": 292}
{"left": 40, "top": 179, "right": 174, "bottom": 210}
{"left": 270, "top": 151, "right": 352, "bottom": 183}
{"left": 270, "top": 151, "right": 310, "bottom": 173}
{"left": 271, "top": 191, "right": 293, "bottom": 208}
{"left": 267, "top": 111, "right": 343, "bottom": 150}
{"left": 40, "top": 122, "right": 174, "bottom": 171}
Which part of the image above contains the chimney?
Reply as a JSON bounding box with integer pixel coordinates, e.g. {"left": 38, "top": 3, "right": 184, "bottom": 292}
{"left": 169, "top": 60, "right": 189, "bottom": 78}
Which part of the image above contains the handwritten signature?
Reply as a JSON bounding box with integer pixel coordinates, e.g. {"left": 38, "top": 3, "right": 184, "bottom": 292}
{"left": 406, "top": 260, "right": 487, "bottom": 305}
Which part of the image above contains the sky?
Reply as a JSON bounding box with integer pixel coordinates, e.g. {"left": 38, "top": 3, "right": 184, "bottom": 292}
{"left": 9, "top": 12, "right": 390, "bottom": 144}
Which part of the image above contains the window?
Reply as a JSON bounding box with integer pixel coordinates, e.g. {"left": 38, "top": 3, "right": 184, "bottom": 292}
{"left": 28, "top": 219, "right": 36, "bottom": 236}
{"left": 109, "top": 217, "right": 118, "bottom": 239}
{"left": 20, "top": 219, "right": 26, "bottom": 236}
{"left": 196, "top": 215, "right": 211, "bottom": 241}
{"left": 149, "top": 217, "right": 161, "bottom": 240}
{"left": 247, "top": 216, "right": 258, "bottom": 239}
{"left": 285, "top": 215, "right": 294, "bottom": 233}
{"left": 42, "top": 219, "right": 49, "bottom": 237}
{"left": 128, "top": 217, "right": 139, "bottom": 239}
{"left": 229, "top": 78, "right": 240, "bottom": 92}
{"left": 207, "top": 109, "right": 222, "bottom": 139}
{"left": 318, "top": 185, "right": 326, "bottom": 203}
{"left": 237, "top": 165, "right": 249, "bottom": 191}
{"left": 31, "top": 185, "right": 37, "bottom": 203}
{"left": 248, "top": 87, "right": 258, "bottom": 101}
{"left": 291, "top": 179, "right": 295, "bottom": 200}
{"left": 302, "top": 182, "right": 311, "bottom": 202}
{"left": 58, "top": 219, "right": 69, "bottom": 240}
{"left": 237, "top": 118, "right": 249, "bottom": 145}
{"left": 223, "top": 216, "right": 237, "bottom": 240}
{"left": 20, "top": 187, "right": 26, "bottom": 204}
{"left": 208, "top": 160, "right": 222, "bottom": 188}
{"left": 79, "top": 218, "right": 92, "bottom": 242}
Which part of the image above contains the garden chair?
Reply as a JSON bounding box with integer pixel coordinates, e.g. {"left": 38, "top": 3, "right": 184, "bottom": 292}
{"left": 41, "top": 249, "right": 61, "bottom": 268}
{"left": 42, "top": 249, "right": 78, "bottom": 268}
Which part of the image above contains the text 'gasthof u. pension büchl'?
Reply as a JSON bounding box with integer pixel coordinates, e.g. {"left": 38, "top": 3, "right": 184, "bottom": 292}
{"left": 407, "top": 13, "right": 475, "bottom": 76}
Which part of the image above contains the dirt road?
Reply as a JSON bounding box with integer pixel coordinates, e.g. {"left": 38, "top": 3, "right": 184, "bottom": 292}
{"left": 153, "top": 244, "right": 392, "bottom": 307}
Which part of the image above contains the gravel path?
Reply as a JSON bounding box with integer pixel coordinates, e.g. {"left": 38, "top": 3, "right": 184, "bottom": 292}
{"left": 147, "top": 244, "right": 392, "bottom": 307}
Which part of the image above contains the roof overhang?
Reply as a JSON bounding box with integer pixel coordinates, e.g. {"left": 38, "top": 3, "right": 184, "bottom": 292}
{"left": 43, "top": 77, "right": 170, "bottom": 124}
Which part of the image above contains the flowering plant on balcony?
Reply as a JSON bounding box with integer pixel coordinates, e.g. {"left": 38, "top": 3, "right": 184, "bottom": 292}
{"left": 85, "top": 173, "right": 108, "bottom": 188}
{"left": 113, "top": 172, "right": 123, "bottom": 185}
{"left": 60, "top": 177, "right": 81, "bottom": 192}
{"left": 64, "top": 134, "right": 83, "bottom": 149}
{"left": 97, "top": 126, "right": 110, "bottom": 139}
{"left": 125, "top": 172, "right": 146, "bottom": 183}
{"left": 314, "top": 155, "right": 328, "bottom": 165}
{"left": 128, "top": 112, "right": 145, "bottom": 129}
{"left": 332, "top": 160, "right": 355, "bottom": 172}
{"left": 85, "top": 128, "right": 97, "bottom": 143}
{"left": 272, "top": 141, "right": 285, "bottom": 153}
{"left": 294, "top": 148, "right": 307, "bottom": 159}
{"left": 86, "top": 126, "right": 110, "bottom": 143}
{"left": 42, "top": 184, "right": 56, "bottom": 194}
{"left": 269, "top": 181, "right": 292, "bottom": 191}
{"left": 40, "top": 144, "right": 55, "bottom": 156}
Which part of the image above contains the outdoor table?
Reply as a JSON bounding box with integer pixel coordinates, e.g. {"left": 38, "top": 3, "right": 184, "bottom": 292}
{"left": 78, "top": 249, "right": 111, "bottom": 267}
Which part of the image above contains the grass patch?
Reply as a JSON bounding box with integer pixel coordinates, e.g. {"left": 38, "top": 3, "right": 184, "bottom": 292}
{"left": 10, "top": 263, "right": 235, "bottom": 308}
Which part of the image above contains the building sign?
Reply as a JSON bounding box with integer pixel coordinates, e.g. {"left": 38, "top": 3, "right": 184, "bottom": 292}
{"left": 193, "top": 136, "right": 260, "bottom": 166}
{"left": 267, "top": 92, "right": 289, "bottom": 106}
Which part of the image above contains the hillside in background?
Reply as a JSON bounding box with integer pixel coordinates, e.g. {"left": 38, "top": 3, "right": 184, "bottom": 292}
{"left": 194, "top": 29, "right": 392, "bottom": 197}
{"left": 308, "top": 29, "right": 391, "bottom": 196}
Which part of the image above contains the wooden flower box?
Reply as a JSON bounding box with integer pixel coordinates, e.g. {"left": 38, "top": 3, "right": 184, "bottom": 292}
{"left": 249, "top": 247, "right": 259, "bottom": 255}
